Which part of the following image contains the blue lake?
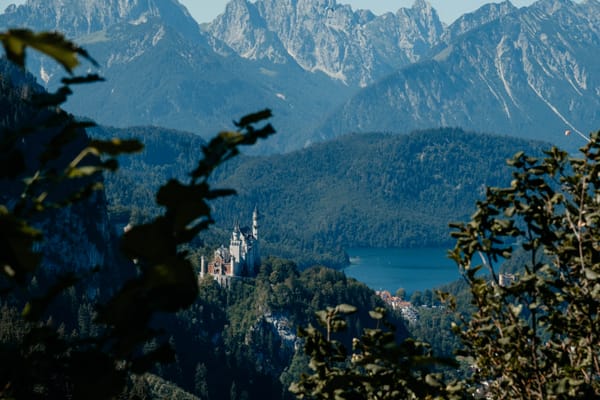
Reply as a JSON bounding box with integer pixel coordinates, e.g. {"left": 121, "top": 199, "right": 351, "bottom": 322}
{"left": 343, "top": 247, "right": 460, "bottom": 294}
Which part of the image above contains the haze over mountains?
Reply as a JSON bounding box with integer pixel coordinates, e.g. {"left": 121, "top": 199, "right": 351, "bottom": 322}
{"left": 207, "top": 0, "right": 444, "bottom": 87}
{"left": 1, "top": 0, "right": 598, "bottom": 153}
{"left": 317, "top": 0, "right": 600, "bottom": 149}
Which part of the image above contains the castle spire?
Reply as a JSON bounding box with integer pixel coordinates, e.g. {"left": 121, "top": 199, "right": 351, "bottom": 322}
{"left": 232, "top": 218, "right": 240, "bottom": 240}
{"left": 252, "top": 206, "right": 259, "bottom": 240}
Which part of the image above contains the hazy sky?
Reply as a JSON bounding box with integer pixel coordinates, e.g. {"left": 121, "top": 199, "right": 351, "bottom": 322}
{"left": 181, "top": 1, "right": 541, "bottom": 24}
{"left": 0, "top": 1, "right": 542, "bottom": 25}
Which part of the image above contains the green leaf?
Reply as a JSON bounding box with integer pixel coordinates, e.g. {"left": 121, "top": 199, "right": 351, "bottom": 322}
{"left": 0, "top": 29, "right": 97, "bottom": 72}
{"left": 89, "top": 138, "right": 144, "bottom": 156}
{"left": 425, "top": 374, "right": 442, "bottom": 387}
{"left": 584, "top": 268, "right": 600, "bottom": 280}
{"left": 234, "top": 109, "right": 273, "bottom": 129}
{"left": 66, "top": 165, "right": 103, "bottom": 178}
{"left": 336, "top": 304, "right": 357, "bottom": 314}
{"left": 369, "top": 310, "right": 384, "bottom": 320}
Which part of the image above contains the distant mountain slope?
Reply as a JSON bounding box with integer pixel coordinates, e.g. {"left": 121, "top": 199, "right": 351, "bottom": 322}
{"left": 3, "top": 0, "right": 595, "bottom": 155}
{"left": 0, "top": 0, "right": 201, "bottom": 39}
{"left": 64, "top": 19, "right": 350, "bottom": 153}
{"left": 211, "top": 129, "right": 548, "bottom": 255}
{"left": 207, "top": 0, "right": 445, "bottom": 87}
{"left": 316, "top": 0, "right": 600, "bottom": 152}
{"left": 0, "top": 0, "right": 351, "bottom": 154}
{"left": 92, "top": 123, "right": 549, "bottom": 267}
{"left": 440, "top": 0, "right": 517, "bottom": 43}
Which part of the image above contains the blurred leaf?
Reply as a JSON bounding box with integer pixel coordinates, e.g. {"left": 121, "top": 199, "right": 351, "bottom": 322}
{"left": 0, "top": 29, "right": 97, "bottom": 72}
{"left": 89, "top": 138, "right": 144, "bottom": 156}
{"left": 0, "top": 148, "right": 25, "bottom": 179}
{"left": 0, "top": 207, "right": 42, "bottom": 283}
{"left": 368, "top": 310, "right": 384, "bottom": 320}
{"left": 31, "top": 85, "right": 72, "bottom": 106}
{"left": 61, "top": 74, "right": 104, "bottom": 85}
{"left": 335, "top": 304, "right": 357, "bottom": 314}
{"left": 234, "top": 109, "right": 273, "bottom": 129}
{"left": 121, "top": 219, "right": 172, "bottom": 263}
{"left": 22, "top": 273, "right": 79, "bottom": 321}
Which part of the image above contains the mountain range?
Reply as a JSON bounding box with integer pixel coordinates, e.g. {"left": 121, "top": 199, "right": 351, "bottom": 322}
{"left": 4, "top": 0, "right": 596, "bottom": 153}
{"left": 316, "top": 0, "right": 600, "bottom": 150}
{"left": 0, "top": 0, "right": 352, "bottom": 153}
{"left": 206, "top": 0, "right": 444, "bottom": 87}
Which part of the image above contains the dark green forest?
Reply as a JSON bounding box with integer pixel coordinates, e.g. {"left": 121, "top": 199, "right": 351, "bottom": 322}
{"left": 93, "top": 125, "right": 548, "bottom": 268}
{"left": 0, "top": 256, "right": 397, "bottom": 399}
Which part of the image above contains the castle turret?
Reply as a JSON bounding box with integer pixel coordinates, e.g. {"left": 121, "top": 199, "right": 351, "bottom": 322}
{"left": 252, "top": 206, "right": 260, "bottom": 271}
{"left": 252, "top": 206, "right": 259, "bottom": 241}
{"left": 230, "top": 221, "right": 242, "bottom": 276}
{"left": 200, "top": 255, "right": 207, "bottom": 278}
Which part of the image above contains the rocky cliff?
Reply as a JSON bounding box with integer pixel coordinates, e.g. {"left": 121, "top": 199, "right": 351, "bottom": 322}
{"left": 0, "top": 0, "right": 351, "bottom": 153}
{"left": 207, "top": 0, "right": 445, "bottom": 87}
{"left": 316, "top": 0, "right": 600, "bottom": 151}
{"left": 0, "top": 0, "right": 200, "bottom": 39}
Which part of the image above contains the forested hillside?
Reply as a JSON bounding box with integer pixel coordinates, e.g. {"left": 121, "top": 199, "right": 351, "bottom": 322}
{"left": 0, "top": 58, "right": 120, "bottom": 278}
{"left": 93, "top": 124, "right": 548, "bottom": 267}
{"left": 317, "top": 0, "right": 600, "bottom": 151}
{"left": 212, "top": 129, "right": 548, "bottom": 250}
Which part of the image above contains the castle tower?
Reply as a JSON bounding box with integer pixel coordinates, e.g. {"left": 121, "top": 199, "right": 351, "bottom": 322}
{"left": 252, "top": 206, "right": 260, "bottom": 272}
{"left": 229, "top": 220, "right": 242, "bottom": 276}
{"left": 200, "top": 255, "right": 207, "bottom": 278}
{"left": 252, "top": 206, "right": 259, "bottom": 241}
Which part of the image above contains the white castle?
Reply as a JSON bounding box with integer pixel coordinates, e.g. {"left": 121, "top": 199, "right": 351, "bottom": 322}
{"left": 199, "top": 207, "right": 260, "bottom": 284}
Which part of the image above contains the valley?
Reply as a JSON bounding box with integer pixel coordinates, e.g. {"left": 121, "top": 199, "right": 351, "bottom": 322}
{"left": 1, "top": 0, "right": 599, "bottom": 399}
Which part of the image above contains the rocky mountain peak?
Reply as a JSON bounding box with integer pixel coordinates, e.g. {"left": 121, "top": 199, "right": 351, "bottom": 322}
{"left": 412, "top": 0, "right": 432, "bottom": 12}
{"left": 208, "top": 0, "right": 290, "bottom": 63}
{"left": 395, "top": 0, "right": 444, "bottom": 46}
{"left": 442, "top": 0, "right": 517, "bottom": 42}
{"left": 531, "top": 0, "right": 576, "bottom": 14}
{"left": 0, "top": 0, "right": 199, "bottom": 39}
{"left": 317, "top": 0, "right": 600, "bottom": 152}
{"left": 207, "top": 0, "right": 445, "bottom": 86}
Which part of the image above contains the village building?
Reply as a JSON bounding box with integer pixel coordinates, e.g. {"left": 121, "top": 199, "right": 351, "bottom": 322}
{"left": 376, "top": 290, "right": 419, "bottom": 325}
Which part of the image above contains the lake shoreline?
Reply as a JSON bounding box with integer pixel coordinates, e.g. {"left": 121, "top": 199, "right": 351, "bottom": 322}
{"left": 343, "top": 247, "right": 459, "bottom": 295}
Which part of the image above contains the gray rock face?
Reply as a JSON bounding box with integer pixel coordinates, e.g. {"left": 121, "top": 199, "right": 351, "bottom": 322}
{"left": 0, "top": 0, "right": 351, "bottom": 154}
{"left": 317, "top": 0, "right": 600, "bottom": 151}
{"left": 0, "top": 0, "right": 199, "bottom": 39}
{"left": 207, "top": 0, "right": 445, "bottom": 87}
{"left": 441, "top": 0, "right": 517, "bottom": 43}
{"left": 2, "top": 0, "right": 598, "bottom": 154}
{"left": 206, "top": 0, "right": 292, "bottom": 64}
